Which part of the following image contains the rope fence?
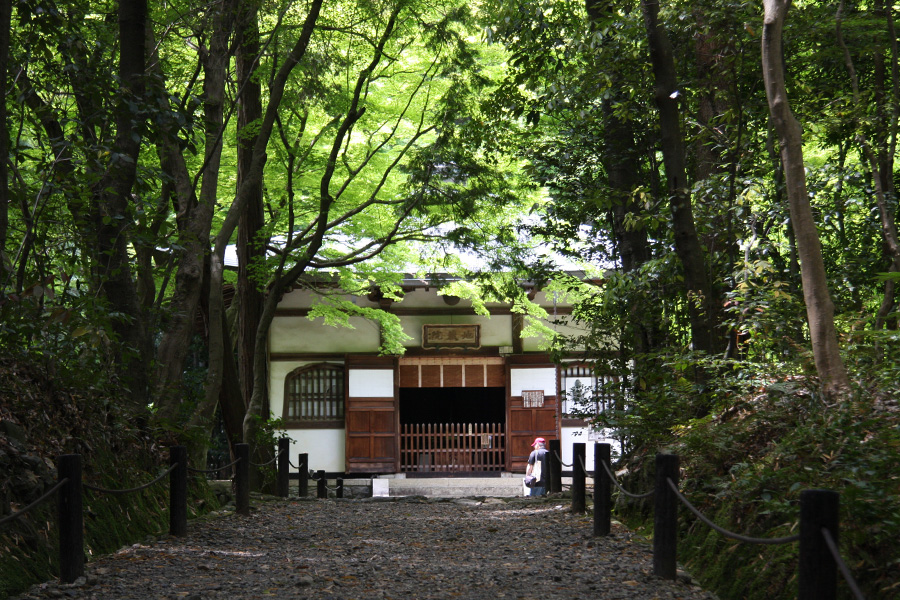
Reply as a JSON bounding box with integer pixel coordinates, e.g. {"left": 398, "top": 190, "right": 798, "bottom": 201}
{"left": 83, "top": 465, "right": 177, "bottom": 495}
{"left": 0, "top": 440, "right": 305, "bottom": 586}
{"left": 553, "top": 450, "right": 573, "bottom": 468}
{"left": 2, "top": 435, "right": 866, "bottom": 599}
{"left": 597, "top": 456, "right": 654, "bottom": 499}
{"left": 249, "top": 448, "right": 284, "bottom": 468}
{"left": 0, "top": 479, "right": 68, "bottom": 528}
{"left": 665, "top": 478, "right": 799, "bottom": 545}
{"left": 574, "top": 441, "right": 866, "bottom": 600}
{"left": 188, "top": 456, "right": 241, "bottom": 475}
{"left": 822, "top": 527, "right": 866, "bottom": 600}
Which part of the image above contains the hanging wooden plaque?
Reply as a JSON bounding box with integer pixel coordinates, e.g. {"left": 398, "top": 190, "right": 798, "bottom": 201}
{"left": 522, "top": 390, "right": 545, "bottom": 408}
{"left": 422, "top": 324, "right": 481, "bottom": 349}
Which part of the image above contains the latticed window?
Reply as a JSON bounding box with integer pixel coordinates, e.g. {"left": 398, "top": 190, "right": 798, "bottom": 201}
{"left": 283, "top": 364, "right": 345, "bottom": 428}
{"left": 561, "top": 363, "right": 614, "bottom": 417}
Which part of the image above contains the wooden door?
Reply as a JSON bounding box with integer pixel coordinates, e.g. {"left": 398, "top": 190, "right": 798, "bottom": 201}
{"left": 345, "top": 356, "right": 398, "bottom": 474}
{"left": 507, "top": 357, "right": 559, "bottom": 472}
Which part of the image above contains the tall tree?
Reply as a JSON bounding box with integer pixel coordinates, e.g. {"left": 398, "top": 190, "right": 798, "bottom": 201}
{"left": 834, "top": 0, "right": 900, "bottom": 333}
{"left": 761, "top": 0, "right": 850, "bottom": 397}
{"left": 151, "top": 0, "right": 241, "bottom": 430}
{"left": 640, "top": 0, "right": 717, "bottom": 355}
{"left": 0, "top": 0, "right": 10, "bottom": 258}
{"left": 235, "top": 0, "right": 266, "bottom": 430}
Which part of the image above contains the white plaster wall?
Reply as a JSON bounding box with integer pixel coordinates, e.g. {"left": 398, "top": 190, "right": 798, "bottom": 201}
{"left": 282, "top": 429, "right": 346, "bottom": 473}
{"left": 523, "top": 314, "right": 591, "bottom": 352}
{"left": 509, "top": 368, "right": 557, "bottom": 396}
{"left": 559, "top": 427, "right": 620, "bottom": 472}
{"left": 268, "top": 360, "right": 296, "bottom": 421}
{"left": 348, "top": 369, "right": 394, "bottom": 397}
{"left": 270, "top": 315, "right": 381, "bottom": 354}
{"left": 269, "top": 360, "right": 347, "bottom": 473}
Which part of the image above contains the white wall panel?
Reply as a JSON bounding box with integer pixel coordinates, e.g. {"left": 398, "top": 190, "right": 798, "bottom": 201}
{"left": 560, "top": 427, "right": 620, "bottom": 471}
{"left": 510, "top": 367, "right": 557, "bottom": 396}
{"left": 348, "top": 369, "right": 394, "bottom": 397}
{"left": 270, "top": 315, "right": 381, "bottom": 354}
{"left": 282, "top": 429, "right": 345, "bottom": 473}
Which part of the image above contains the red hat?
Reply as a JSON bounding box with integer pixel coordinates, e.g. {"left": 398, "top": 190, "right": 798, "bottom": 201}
{"left": 531, "top": 437, "right": 546, "bottom": 447}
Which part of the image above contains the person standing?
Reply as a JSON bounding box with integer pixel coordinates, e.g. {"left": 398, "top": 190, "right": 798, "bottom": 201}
{"left": 526, "top": 437, "right": 549, "bottom": 496}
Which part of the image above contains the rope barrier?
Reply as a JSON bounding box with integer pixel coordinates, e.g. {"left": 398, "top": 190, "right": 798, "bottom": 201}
{"left": 597, "top": 458, "right": 655, "bottom": 499}
{"left": 249, "top": 449, "right": 284, "bottom": 468}
{"left": 83, "top": 465, "right": 178, "bottom": 495}
{"left": 0, "top": 479, "right": 69, "bottom": 528}
{"left": 666, "top": 479, "right": 799, "bottom": 545}
{"left": 578, "top": 455, "right": 596, "bottom": 476}
{"left": 553, "top": 450, "right": 573, "bottom": 468}
{"left": 188, "top": 456, "right": 241, "bottom": 474}
{"left": 821, "top": 527, "right": 866, "bottom": 600}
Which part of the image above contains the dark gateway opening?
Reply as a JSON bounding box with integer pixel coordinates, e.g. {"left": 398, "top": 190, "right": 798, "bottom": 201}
{"left": 399, "top": 387, "right": 505, "bottom": 424}
{"left": 399, "top": 387, "right": 506, "bottom": 476}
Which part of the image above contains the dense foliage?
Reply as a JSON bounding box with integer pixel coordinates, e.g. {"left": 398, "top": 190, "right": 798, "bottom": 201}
{"left": 0, "top": 354, "right": 220, "bottom": 600}
{"left": 1, "top": 0, "right": 899, "bottom": 598}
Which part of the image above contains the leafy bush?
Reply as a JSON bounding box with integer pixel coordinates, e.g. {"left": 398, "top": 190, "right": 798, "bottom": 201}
{"left": 616, "top": 374, "right": 900, "bottom": 600}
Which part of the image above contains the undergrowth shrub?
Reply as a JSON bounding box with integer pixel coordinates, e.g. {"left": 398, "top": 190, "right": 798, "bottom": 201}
{"left": 0, "top": 356, "right": 221, "bottom": 600}
{"left": 616, "top": 375, "right": 900, "bottom": 600}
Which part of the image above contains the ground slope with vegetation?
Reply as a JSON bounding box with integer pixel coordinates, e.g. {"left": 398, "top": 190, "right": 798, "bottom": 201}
{"left": 0, "top": 356, "right": 220, "bottom": 600}
{"left": 616, "top": 371, "right": 900, "bottom": 600}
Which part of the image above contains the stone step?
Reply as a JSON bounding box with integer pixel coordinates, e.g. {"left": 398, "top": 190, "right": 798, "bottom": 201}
{"left": 381, "top": 476, "right": 528, "bottom": 498}
{"left": 318, "top": 475, "right": 590, "bottom": 499}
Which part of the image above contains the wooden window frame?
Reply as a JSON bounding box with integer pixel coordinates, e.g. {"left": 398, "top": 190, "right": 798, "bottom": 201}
{"left": 282, "top": 363, "right": 345, "bottom": 429}
{"left": 560, "top": 363, "right": 617, "bottom": 425}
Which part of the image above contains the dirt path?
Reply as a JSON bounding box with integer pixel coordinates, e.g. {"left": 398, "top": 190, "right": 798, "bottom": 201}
{"left": 15, "top": 496, "right": 717, "bottom": 600}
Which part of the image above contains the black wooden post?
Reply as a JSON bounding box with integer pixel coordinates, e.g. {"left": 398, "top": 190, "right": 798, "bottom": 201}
{"left": 548, "top": 439, "right": 562, "bottom": 494}
{"left": 298, "top": 453, "right": 309, "bottom": 497}
{"left": 799, "top": 489, "right": 839, "bottom": 600}
{"left": 572, "top": 442, "right": 586, "bottom": 514}
{"left": 277, "top": 438, "right": 290, "bottom": 498}
{"left": 653, "top": 453, "right": 679, "bottom": 580}
{"left": 58, "top": 454, "right": 83, "bottom": 583}
{"left": 336, "top": 477, "right": 344, "bottom": 499}
{"left": 235, "top": 443, "right": 250, "bottom": 515}
{"left": 594, "top": 443, "right": 612, "bottom": 536}
{"left": 316, "top": 470, "right": 327, "bottom": 499}
{"left": 169, "top": 445, "right": 187, "bottom": 537}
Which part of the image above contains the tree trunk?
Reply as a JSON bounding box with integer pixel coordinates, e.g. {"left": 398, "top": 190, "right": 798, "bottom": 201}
{"left": 640, "top": 0, "right": 717, "bottom": 355}
{"left": 205, "top": 0, "right": 323, "bottom": 480}
{"left": 236, "top": 0, "right": 268, "bottom": 443}
{"left": 835, "top": 0, "right": 900, "bottom": 342}
{"left": 151, "top": 0, "right": 238, "bottom": 430}
{"left": 92, "top": 0, "right": 151, "bottom": 407}
{"left": 762, "top": 0, "right": 850, "bottom": 398}
{"left": 0, "top": 0, "right": 10, "bottom": 256}
{"left": 586, "top": 0, "right": 657, "bottom": 354}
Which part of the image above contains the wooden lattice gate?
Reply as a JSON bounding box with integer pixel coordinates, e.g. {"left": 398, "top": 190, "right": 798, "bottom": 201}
{"left": 400, "top": 423, "right": 505, "bottom": 474}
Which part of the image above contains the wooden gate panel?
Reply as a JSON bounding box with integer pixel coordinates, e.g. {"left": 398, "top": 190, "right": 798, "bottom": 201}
{"left": 507, "top": 361, "right": 559, "bottom": 472}
{"left": 485, "top": 364, "right": 505, "bottom": 387}
{"left": 345, "top": 356, "right": 398, "bottom": 474}
{"left": 443, "top": 364, "right": 463, "bottom": 387}
{"left": 346, "top": 399, "right": 397, "bottom": 471}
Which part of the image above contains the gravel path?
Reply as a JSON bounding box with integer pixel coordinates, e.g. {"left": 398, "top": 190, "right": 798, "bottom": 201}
{"left": 15, "top": 496, "right": 717, "bottom": 600}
